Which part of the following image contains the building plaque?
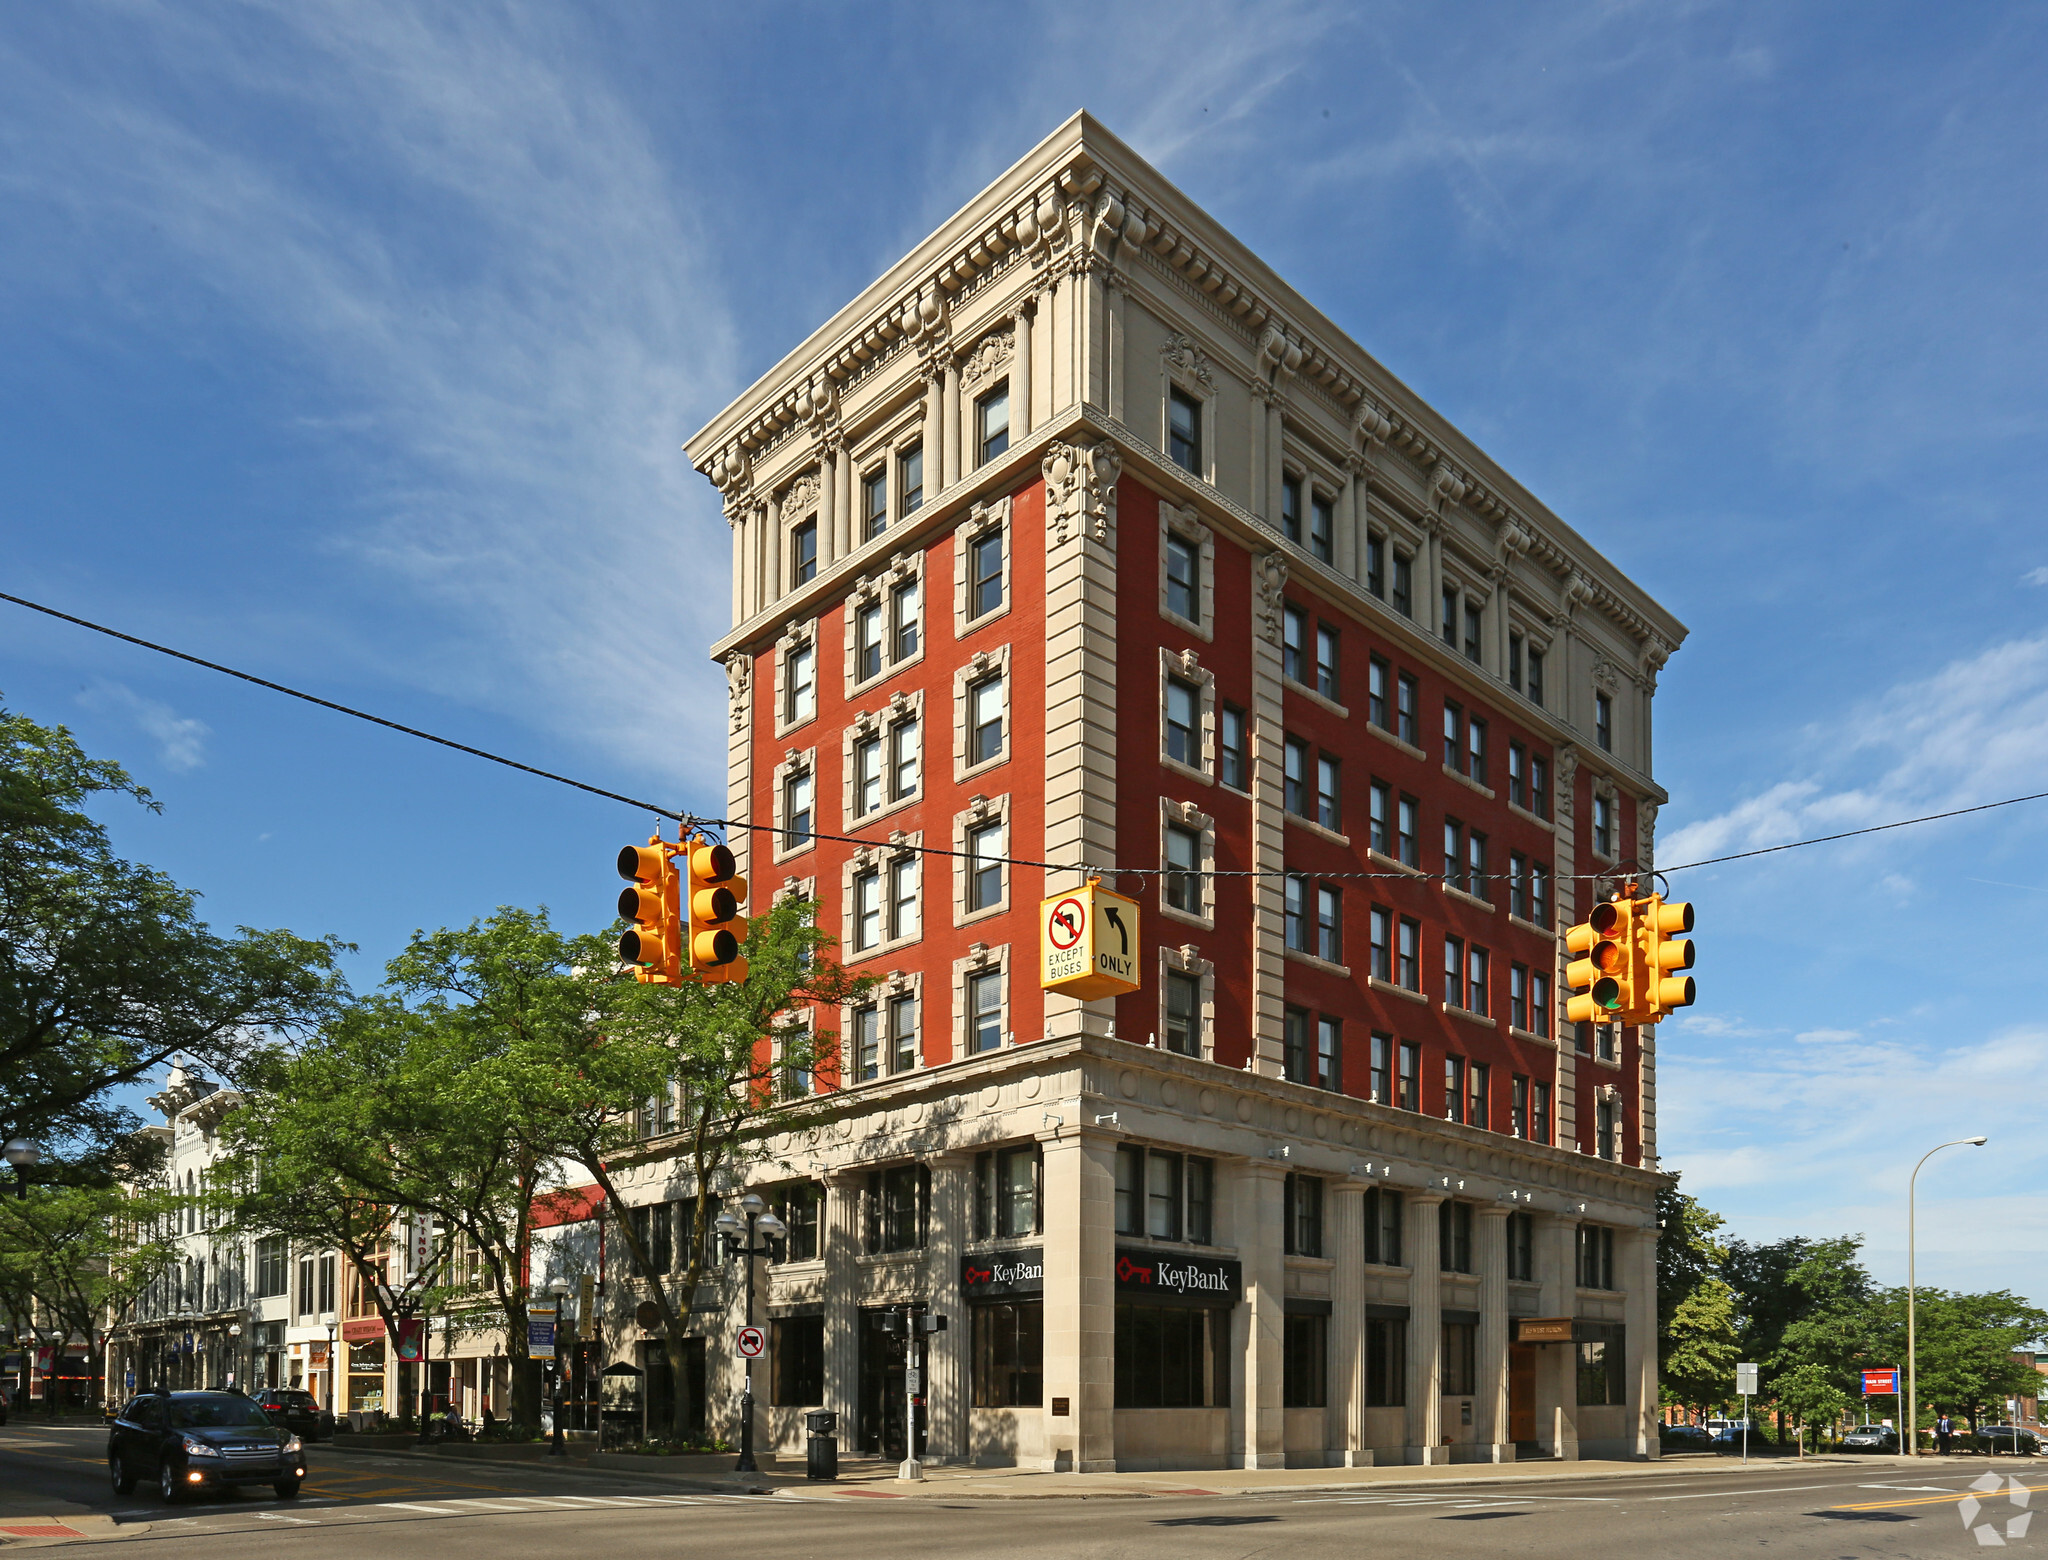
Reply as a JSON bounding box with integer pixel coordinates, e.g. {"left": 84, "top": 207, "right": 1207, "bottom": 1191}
{"left": 1515, "top": 1316, "right": 1574, "bottom": 1345}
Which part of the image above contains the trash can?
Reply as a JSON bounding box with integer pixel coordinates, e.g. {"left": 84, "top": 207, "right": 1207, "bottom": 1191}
{"left": 805, "top": 1408, "right": 838, "bottom": 1481}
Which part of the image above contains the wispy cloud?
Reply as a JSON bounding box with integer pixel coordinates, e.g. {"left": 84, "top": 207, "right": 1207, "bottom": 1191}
{"left": 77, "top": 680, "right": 210, "bottom": 771}
{"left": 2026, "top": 565, "right": 2048, "bottom": 586}
{"left": 0, "top": 1, "right": 737, "bottom": 786}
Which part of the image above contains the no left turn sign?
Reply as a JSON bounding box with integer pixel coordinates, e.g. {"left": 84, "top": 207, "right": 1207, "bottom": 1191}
{"left": 1046, "top": 896, "right": 1086, "bottom": 950}
{"left": 734, "top": 1325, "right": 767, "bottom": 1359}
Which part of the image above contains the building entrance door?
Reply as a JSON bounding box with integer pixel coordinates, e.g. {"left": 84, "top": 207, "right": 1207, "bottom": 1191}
{"left": 1508, "top": 1343, "right": 1538, "bottom": 1446}
{"left": 857, "top": 1309, "right": 927, "bottom": 1459}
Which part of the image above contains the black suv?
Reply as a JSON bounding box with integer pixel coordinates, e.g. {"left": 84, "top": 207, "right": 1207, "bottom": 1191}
{"left": 253, "top": 1388, "right": 334, "bottom": 1442}
{"left": 108, "top": 1391, "right": 306, "bottom": 1503}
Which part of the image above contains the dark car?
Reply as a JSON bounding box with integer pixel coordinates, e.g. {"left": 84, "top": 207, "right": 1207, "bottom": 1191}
{"left": 253, "top": 1389, "right": 334, "bottom": 1443}
{"left": 1981, "top": 1425, "right": 2041, "bottom": 1454}
{"left": 1660, "top": 1423, "right": 1714, "bottom": 1449}
{"left": 107, "top": 1391, "right": 305, "bottom": 1503}
{"left": 1842, "top": 1424, "right": 1900, "bottom": 1452}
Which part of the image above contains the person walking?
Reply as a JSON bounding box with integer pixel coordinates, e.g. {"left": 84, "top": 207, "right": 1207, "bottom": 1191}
{"left": 1937, "top": 1413, "right": 1954, "bottom": 1455}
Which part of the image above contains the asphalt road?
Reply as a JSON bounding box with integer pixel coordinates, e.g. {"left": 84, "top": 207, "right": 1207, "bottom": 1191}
{"left": 1, "top": 1422, "right": 2039, "bottom": 1557}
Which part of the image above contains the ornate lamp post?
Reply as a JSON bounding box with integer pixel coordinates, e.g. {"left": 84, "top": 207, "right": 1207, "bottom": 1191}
{"left": 3, "top": 1140, "right": 38, "bottom": 1199}
{"left": 714, "top": 1193, "right": 786, "bottom": 1475}
{"left": 1907, "top": 1135, "right": 1987, "bottom": 1456}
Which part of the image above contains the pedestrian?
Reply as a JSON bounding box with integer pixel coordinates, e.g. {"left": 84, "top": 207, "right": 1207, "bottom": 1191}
{"left": 1937, "top": 1413, "right": 1953, "bottom": 1455}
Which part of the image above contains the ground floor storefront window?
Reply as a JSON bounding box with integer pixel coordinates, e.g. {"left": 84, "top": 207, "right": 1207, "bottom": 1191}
{"left": 1283, "top": 1307, "right": 1328, "bottom": 1407}
{"left": 1114, "top": 1304, "right": 1230, "bottom": 1408}
{"left": 971, "top": 1300, "right": 1042, "bottom": 1407}
{"left": 348, "top": 1339, "right": 386, "bottom": 1413}
{"left": 1576, "top": 1322, "right": 1625, "bottom": 1406}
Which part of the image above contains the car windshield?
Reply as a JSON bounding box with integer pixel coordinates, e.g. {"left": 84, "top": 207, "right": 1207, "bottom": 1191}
{"left": 169, "top": 1398, "right": 273, "bottom": 1430}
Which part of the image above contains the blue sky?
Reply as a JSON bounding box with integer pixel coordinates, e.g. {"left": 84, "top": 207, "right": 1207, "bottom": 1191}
{"left": 4, "top": 2, "right": 2045, "bottom": 1300}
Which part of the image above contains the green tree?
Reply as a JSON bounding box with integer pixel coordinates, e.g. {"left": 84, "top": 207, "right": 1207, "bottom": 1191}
{"left": 1773, "top": 1361, "right": 1854, "bottom": 1454}
{"left": 1867, "top": 1287, "right": 2048, "bottom": 1436}
{"left": 1656, "top": 1181, "right": 1738, "bottom": 1416}
{"left": 1723, "top": 1233, "right": 1873, "bottom": 1439}
{"left": 0, "top": 699, "right": 347, "bottom": 1160}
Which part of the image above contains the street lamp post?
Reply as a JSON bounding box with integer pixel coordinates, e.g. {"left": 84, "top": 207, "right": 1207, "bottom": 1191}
{"left": 715, "top": 1193, "right": 786, "bottom": 1475}
{"left": 1907, "top": 1135, "right": 1987, "bottom": 1457}
{"left": 321, "top": 1312, "right": 337, "bottom": 1424}
{"left": 227, "top": 1323, "right": 242, "bottom": 1392}
{"left": 3, "top": 1140, "right": 39, "bottom": 1200}
{"left": 548, "top": 1280, "right": 569, "bottom": 1458}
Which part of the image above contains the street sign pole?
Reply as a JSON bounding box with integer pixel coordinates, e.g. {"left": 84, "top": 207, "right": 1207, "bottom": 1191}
{"left": 1736, "top": 1363, "right": 1759, "bottom": 1465}
{"left": 902, "top": 1305, "right": 922, "bottom": 1483}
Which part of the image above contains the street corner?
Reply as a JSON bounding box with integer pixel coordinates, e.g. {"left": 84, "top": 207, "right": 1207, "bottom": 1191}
{"left": 0, "top": 1516, "right": 146, "bottom": 1549}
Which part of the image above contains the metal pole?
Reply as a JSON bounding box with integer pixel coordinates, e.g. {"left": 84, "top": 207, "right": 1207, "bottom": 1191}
{"left": 901, "top": 1308, "right": 922, "bottom": 1481}
{"left": 1906, "top": 1137, "right": 1986, "bottom": 1459}
{"left": 736, "top": 1216, "right": 758, "bottom": 1474}
{"left": 1742, "top": 1393, "right": 1748, "bottom": 1465}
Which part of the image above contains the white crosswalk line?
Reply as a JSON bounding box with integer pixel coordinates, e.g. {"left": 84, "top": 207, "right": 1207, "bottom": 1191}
{"left": 379, "top": 1502, "right": 461, "bottom": 1515}
{"left": 443, "top": 1500, "right": 535, "bottom": 1512}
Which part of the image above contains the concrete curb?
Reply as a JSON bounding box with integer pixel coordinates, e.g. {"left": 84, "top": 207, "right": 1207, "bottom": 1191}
{"left": 315, "top": 1442, "right": 770, "bottom": 1495}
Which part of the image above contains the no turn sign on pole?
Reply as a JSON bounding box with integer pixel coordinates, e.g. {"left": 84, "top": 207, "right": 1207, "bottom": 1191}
{"left": 734, "top": 1325, "right": 766, "bottom": 1359}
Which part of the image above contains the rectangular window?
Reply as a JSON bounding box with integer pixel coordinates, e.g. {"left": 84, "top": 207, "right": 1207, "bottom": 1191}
{"left": 255, "top": 1236, "right": 288, "bottom": 1299}
{"left": 975, "top": 1146, "right": 1041, "bottom": 1240}
{"left": 1115, "top": 1304, "right": 1229, "bottom": 1408}
{"left": 1463, "top": 600, "right": 1483, "bottom": 664}
{"left": 1369, "top": 1032, "right": 1393, "bottom": 1106}
{"left": 1442, "top": 585, "right": 1459, "bottom": 646}
{"left": 1316, "top": 752, "right": 1340, "bottom": 830}
{"left": 1440, "top": 1200, "right": 1474, "bottom": 1273}
{"left": 791, "top": 519, "right": 818, "bottom": 586}
{"left": 1533, "top": 1080, "right": 1553, "bottom": 1144}
{"left": 1366, "top": 531, "right": 1385, "bottom": 597}
{"left": 1444, "top": 819, "right": 1465, "bottom": 892}
{"left": 1187, "top": 1156, "right": 1213, "bottom": 1245}
{"left": 968, "top": 675, "right": 1004, "bottom": 767}
{"left": 1468, "top": 717, "right": 1487, "bottom": 788}
{"left": 1368, "top": 906, "right": 1392, "bottom": 981}
{"left": 968, "top": 530, "right": 1005, "bottom": 620}
{"left": 976, "top": 382, "right": 1010, "bottom": 465}
{"left": 967, "top": 969, "right": 1002, "bottom": 1053}
{"left": 966, "top": 819, "right": 1004, "bottom": 912}
{"left": 1309, "top": 493, "right": 1334, "bottom": 564}
{"left": 1281, "top": 602, "right": 1308, "bottom": 683}
{"left": 296, "top": 1257, "right": 314, "bottom": 1319}
{"left": 1397, "top": 916, "right": 1421, "bottom": 990}
{"left": 853, "top": 735, "right": 882, "bottom": 817}
{"left": 972, "top": 1300, "right": 1043, "bottom": 1408}
{"left": 1530, "top": 754, "right": 1549, "bottom": 820}
{"left": 786, "top": 644, "right": 816, "bottom": 725}
{"left": 1315, "top": 886, "right": 1341, "bottom": 964}
{"left": 782, "top": 1027, "right": 814, "bottom": 1100}
{"left": 1396, "top": 795, "right": 1420, "bottom": 867}
{"left": 1531, "top": 862, "right": 1550, "bottom": 930}
{"left": 1577, "top": 1322, "right": 1626, "bottom": 1406}
{"left": 1508, "top": 1210, "right": 1535, "bottom": 1281}
{"left": 891, "top": 718, "right": 919, "bottom": 800}
{"left": 776, "top": 1184, "right": 822, "bottom": 1263}
{"left": 1397, "top": 1040, "right": 1420, "bottom": 1111}
{"left": 855, "top": 1005, "right": 882, "bottom": 1081}
{"left": 1468, "top": 830, "right": 1488, "bottom": 901}
{"left": 1168, "top": 387, "right": 1202, "bottom": 473}
{"left": 1146, "top": 1150, "right": 1183, "bottom": 1241}
{"left": 888, "top": 856, "right": 918, "bottom": 941}
{"left": 1164, "top": 969, "right": 1202, "bottom": 1057}
{"left": 1528, "top": 646, "right": 1545, "bottom": 708}
{"left": 1508, "top": 742, "right": 1526, "bottom": 809}
{"left": 1595, "top": 691, "right": 1613, "bottom": 752}
{"left": 1368, "top": 780, "right": 1391, "bottom": 856}
{"left": 1316, "top": 1013, "right": 1341, "bottom": 1090}
{"left": 1367, "top": 655, "right": 1389, "bottom": 728}
{"left": 1314, "top": 623, "right": 1338, "bottom": 698}
{"left": 1284, "top": 1313, "right": 1329, "bottom": 1407}
{"left": 1509, "top": 631, "right": 1523, "bottom": 693}
{"left": 889, "top": 991, "right": 918, "bottom": 1073}
{"left": 1283, "top": 1173, "right": 1324, "bottom": 1257}
{"left": 1283, "top": 735, "right": 1310, "bottom": 816}
{"left": 1597, "top": 1097, "right": 1618, "bottom": 1161}
{"left": 1396, "top": 672, "right": 1419, "bottom": 745}
{"left": 1598, "top": 1023, "right": 1618, "bottom": 1063}
{"left": 1467, "top": 945, "right": 1490, "bottom": 1016}
{"left": 892, "top": 579, "right": 920, "bottom": 662}
{"left": 1443, "top": 1053, "right": 1465, "bottom": 1124}
{"left": 1510, "top": 1074, "right": 1529, "bottom": 1139}
{"left": 1509, "top": 963, "right": 1529, "bottom": 1031}
{"left": 1509, "top": 853, "right": 1529, "bottom": 920}
{"left": 1442, "top": 1320, "right": 1478, "bottom": 1396}
{"left": 1531, "top": 972, "right": 1551, "bottom": 1039}
{"left": 771, "top": 1315, "right": 825, "bottom": 1406}
{"left": 1592, "top": 794, "right": 1614, "bottom": 858}
{"left": 1283, "top": 1003, "right": 1311, "bottom": 1082}
{"left": 865, "top": 1164, "right": 928, "bottom": 1254}
{"left": 900, "top": 446, "right": 923, "bottom": 514}
{"left": 1366, "top": 1315, "right": 1406, "bottom": 1406}
{"left": 1163, "top": 823, "right": 1201, "bottom": 913}
{"left": 318, "top": 1254, "right": 335, "bottom": 1315}
{"left": 1467, "top": 1061, "right": 1490, "bottom": 1130}
{"left": 1364, "top": 1185, "right": 1402, "bottom": 1266}
{"left": 1443, "top": 700, "right": 1463, "bottom": 771}
{"left": 1164, "top": 532, "right": 1199, "bottom": 621}
{"left": 1219, "top": 703, "right": 1247, "bottom": 789}
{"left": 1281, "top": 474, "right": 1303, "bottom": 543}
{"left": 1392, "top": 552, "right": 1413, "bottom": 618}
{"left": 856, "top": 601, "right": 884, "bottom": 683}
{"left": 862, "top": 468, "right": 888, "bottom": 541}
{"left": 1165, "top": 677, "right": 1200, "bottom": 767}
{"left": 1577, "top": 1225, "right": 1616, "bottom": 1290}
{"left": 784, "top": 772, "right": 814, "bottom": 845}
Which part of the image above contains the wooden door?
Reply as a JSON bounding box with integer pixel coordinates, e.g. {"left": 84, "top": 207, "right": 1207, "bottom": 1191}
{"left": 1508, "top": 1344, "right": 1538, "bottom": 1444}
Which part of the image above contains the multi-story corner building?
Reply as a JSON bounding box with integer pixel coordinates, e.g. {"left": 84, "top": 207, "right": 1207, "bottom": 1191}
{"left": 636, "top": 112, "right": 1688, "bottom": 1473}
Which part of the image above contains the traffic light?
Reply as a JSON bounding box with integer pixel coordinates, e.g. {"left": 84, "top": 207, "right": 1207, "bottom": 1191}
{"left": 1643, "top": 895, "right": 1697, "bottom": 1017}
{"left": 1564, "top": 898, "right": 1628, "bottom": 1024}
{"left": 616, "top": 839, "right": 681, "bottom": 984}
{"left": 686, "top": 838, "right": 749, "bottom": 981}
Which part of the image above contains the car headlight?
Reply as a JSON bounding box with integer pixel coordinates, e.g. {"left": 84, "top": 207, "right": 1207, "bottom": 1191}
{"left": 281, "top": 1435, "right": 302, "bottom": 1454}
{"left": 182, "top": 1436, "right": 223, "bottom": 1458}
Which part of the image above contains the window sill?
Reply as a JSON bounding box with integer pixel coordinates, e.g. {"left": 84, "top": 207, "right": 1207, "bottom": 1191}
{"left": 1284, "top": 947, "right": 1351, "bottom": 979}
{"left": 958, "top": 751, "right": 1011, "bottom": 783}
{"left": 1441, "top": 884, "right": 1496, "bottom": 914}
{"left": 1367, "top": 976, "right": 1427, "bottom": 1006}
{"left": 856, "top": 1250, "right": 928, "bottom": 1267}
{"left": 1443, "top": 1002, "right": 1499, "bottom": 1032}
{"left": 1159, "top": 902, "right": 1215, "bottom": 931}
{"left": 1281, "top": 676, "right": 1350, "bottom": 720}
{"left": 957, "top": 601, "right": 1013, "bottom": 639}
{"left": 1507, "top": 914, "right": 1551, "bottom": 940}
{"left": 1508, "top": 1026, "right": 1556, "bottom": 1048}
{"left": 846, "top": 934, "right": 924, "bottom": 967}
{"left": 846, "top": 790, "right": 923, "bottom": 831}
{"left": 1507, "top": 801, "right": 1553, "bottom": 831}
{"left": 847, "top": 651, "right": 926, "bottom": 701}
{"left": 957, "top": 900, "right": 1011, "bottom": 928}
{"left": 773, "top": 840, "right": 819, "bottom": 864}
{"left": 1160, "top": 607, "right": 1213, "bottom": 644}
{"left": 1283, "top": 1254, "right": 1336, "bottom": 1271}
{"left": 1366, "top": 723, "right": 1427, "bottom": 762}
{"left": 774, "top": 715, "right": 820, "bottom": 740}
{"left": 1161, "top": 753, "right": 1215, "bottom": 786}
{"left": 1285, "top": 813, "right": 1351, "bottom": 848}
{"left": 1366, "top": 848, "right": 1425, "bottom": 878}
{"left": 1443, "top": 765, "right": 1497, "bottom": 801}
{"left": 1589, "top": 1052, "right": 1624, "bottom": 1071}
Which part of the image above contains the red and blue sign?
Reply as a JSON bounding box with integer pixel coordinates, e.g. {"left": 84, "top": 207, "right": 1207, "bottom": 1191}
{"left": 1862, "top": 1368, "right": 1900, "bottom": 1396}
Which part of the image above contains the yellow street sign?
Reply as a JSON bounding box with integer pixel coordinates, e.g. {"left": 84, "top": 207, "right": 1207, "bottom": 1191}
{"left": 1040, "top": 880, "right": 1141, "bottom": 999}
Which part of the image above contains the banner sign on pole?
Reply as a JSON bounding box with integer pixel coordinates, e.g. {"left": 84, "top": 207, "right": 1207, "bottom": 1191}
{"left": 527, "top": 1306, "right": 557, "bottom": 1361}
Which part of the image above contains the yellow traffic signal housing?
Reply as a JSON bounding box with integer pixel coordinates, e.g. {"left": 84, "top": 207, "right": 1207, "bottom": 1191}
{"left": 617, "top": 840, "right": 681, "bottom": 984}
{"left": 1564, "top": 899, "right": 1628, "bottom": 1024}
{"left": 1643, "top": 896, "right": 1696, "bottom": 1017}
{"left": 686, "top": 839, "right": 749, "bottom": 982}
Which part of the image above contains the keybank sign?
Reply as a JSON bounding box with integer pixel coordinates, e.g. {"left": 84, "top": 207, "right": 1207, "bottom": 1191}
{"left": 1114, "top": 1248, "right": 1242, "bottom": 1306}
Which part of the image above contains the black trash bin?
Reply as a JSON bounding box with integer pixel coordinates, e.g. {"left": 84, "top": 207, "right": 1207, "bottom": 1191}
{"left": 805, "top": 1408, "right": 838, "bottom": 1481}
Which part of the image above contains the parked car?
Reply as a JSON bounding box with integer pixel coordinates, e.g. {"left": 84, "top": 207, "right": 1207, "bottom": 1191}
{"left": 0, "top": 1382, "right": 10, "bottom": 1425}
{"left": 107, "top": 1390, "right": 305, "bottom": 1503}
{"left": 1980, "top": 1425, "right": 2041, "bottom": 1455}
{"left": 1841, "top": 1424, "right": 1900, "bottom": 1452}
{"left": 253, "top": 1389, "right": 334, "bottom": 1443}
{"left": 1709, "top": 1419, "right": 1764, "bottom": 1450}
{"left": 1660, "top": 1422, "right": 1714, "bottom": 1449}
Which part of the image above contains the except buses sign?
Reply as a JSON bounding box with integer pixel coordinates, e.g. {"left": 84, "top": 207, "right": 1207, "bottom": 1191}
{"left": 1039, "top": 881, "right": 1141, "bottom": 1000}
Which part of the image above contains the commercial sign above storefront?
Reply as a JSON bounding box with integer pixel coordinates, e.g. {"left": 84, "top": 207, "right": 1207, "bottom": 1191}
{"left": 1514, "top": 1316, "right": 1574, "bottom": 1345}
{"left": 1114, "top": 1248, "right": 1242, "bottom": 1306}
{"left": 962, "top": 1248, "right": 1045, "bottom": 1298}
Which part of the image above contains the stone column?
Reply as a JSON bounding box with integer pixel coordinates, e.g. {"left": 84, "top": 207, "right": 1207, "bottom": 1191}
{"left": 1419, "top": 520, "right": 1442, "bottom": 644}
{"left": 1537, "top": 1211, "right": 1579, "bottom": 1460}
{"left": 729, "top": 511, "right": 747, "bottom": 627}
{"left": 1476, "top": 1206, "right": 1511, "bottom": 1462}
{"left": 818, "top": 442, "right": 840, "bottom": 571}
{"left": 1329, "top": 1181, "right": 1368, "bottom": 1465}
{"left": 922, "top": 367, "right": 945, "bottom": 504}
{"left": 1335, "top": 468, "right": 1358, "bottom": 582}
{"left": 1237, "top": 1160, "right": 1287, "bottom": 1469}
{"left": 1041, "top": 1129, "right": 1117, "bottom": 1473}
{"left": 1491, "top": 568, "right": 1511, "bottom": 679}
{"left": 1404, "top": 1193, "right": 1445, "bottom": 1464}
{"left": 835, "top": 438, "right": 855, "bottom": 561}
{"left": 822, "top": 1171, "right": 864, "bottom": 1442}
{"left": 1012, "top": 302, "right": 1034, "bottom": 442}
{"left": 1248, "top": 553, "right": 1288, "bottom": 1075}
{"left": 764, "top": 491, "right": 783, "bottom": 606}
{"left": 1622, "top": 1225, "right": 1657, "bottom": 1460}
{"left": 1266, "top": 398, "right": 1286, "bottom": 527}
{"left": 925, "top": 1154, "right": 971, "bottom": 1463}
{"left": 942, "top": 360, "right": 962, "bottom": 491}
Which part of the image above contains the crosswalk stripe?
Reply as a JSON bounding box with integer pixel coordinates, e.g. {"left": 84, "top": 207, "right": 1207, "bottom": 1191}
{"left": 443, "top": 1500, "right": 535, "bottom": 1512}
{"left": 379, "top": 1502, "right": 462, "bottom": 1515}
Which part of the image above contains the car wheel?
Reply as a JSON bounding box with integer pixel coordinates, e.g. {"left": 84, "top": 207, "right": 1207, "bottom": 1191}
{"left": 274, "top": 1479, "right": 301, "bottom": 1499}
{"left": 111, "top": 1454, "right": 135, "bottom": 1496}
{"left": 158, "top": 1460, "right": 182, "bottom": 1504}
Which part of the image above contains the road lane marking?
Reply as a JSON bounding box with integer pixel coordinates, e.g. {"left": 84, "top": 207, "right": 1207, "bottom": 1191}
{"left": 379, "top": 1502, "right": 462, "bottom": 1514}
{"left": 256, "top": 1513, "right": 321, "bottom": 1525}
{"left": 1648, "top": 1483, "right": 1850, "bottom": 1500}
{"left": 1835, "top": 1484, "right": 2048, "bottom": 1512}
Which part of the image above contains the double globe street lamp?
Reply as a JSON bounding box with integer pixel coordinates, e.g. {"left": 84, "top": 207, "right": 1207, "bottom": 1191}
{"left": 714, "top": 1193, "right": 785, "bottom": 1474}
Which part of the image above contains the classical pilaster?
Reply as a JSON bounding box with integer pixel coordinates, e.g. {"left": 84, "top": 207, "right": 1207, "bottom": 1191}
{"left": 1334, "top": 462, "right": 1359, "bottom": 581}
{"left": 822, "top": 1171, "right": 863, "bottom": 1440}
{"left": 1041, "top": 1129, "right": 1118, "bottom": 1473}
{"left": 835, "top": 435, "right": 855, "bottom": 560}
{"left": 942, "top": 360, "right": 962, "bottom": 490}
{"left": 1248, "top": 551, "right": 1288, "bottom": 1075}
{"left": 729, "top": 511, "right": 747, "bottom": 628}
{"left": 764, "top": 490, "right": 783, "bottom": 606}
{"left": 1329, "top": 1182, "right": 1369, "bottom": 1465}
{"left": 818, "top": 438, "right": 841, "bottom": 571}
{"left": 1552, "top": 743, "right": 1581, "bottom": 1149}
{"left": 1237, "top": 1161, "right": 1287, "bottom": 1469}
{"left": 1475, "top": 1206, "right": 1511, "bottom": 1462}
{"left": 1012, "top": 301, "right": 1034, "bottom": 442}
{"left": 1404, "top": 1192, "right": 1445, "bottom": 1464}
{"left": 924, "top": 1154, "right": 970, "bottom": 1462}
{"left": 921, "top": 366, "right": 945, "bottom": 504}
{"left": 1537, "top": 1211, "right": 1578, "bottom": 1460}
